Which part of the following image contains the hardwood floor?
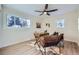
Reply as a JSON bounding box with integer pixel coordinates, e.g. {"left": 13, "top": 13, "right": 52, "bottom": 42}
{"left": 63, "top": 41, "right": 79, "bottom": 55}
{"left": 0, "top": 40, "right": 79, "bottom": 55}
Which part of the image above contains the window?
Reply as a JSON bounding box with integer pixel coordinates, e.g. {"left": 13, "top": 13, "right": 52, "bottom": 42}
{"left": 7, "top": 15, "right": 30, "bottom": 28}
{"left": 56, "top": 19, "right": 64, "bottom": 28}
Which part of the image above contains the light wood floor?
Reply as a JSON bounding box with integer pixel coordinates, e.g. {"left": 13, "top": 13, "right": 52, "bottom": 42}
{"left": 63, "top": 41, "right": 79, "bottom": 55}
{"left": 0, "top": 40, "right": 79, "bottom": 55}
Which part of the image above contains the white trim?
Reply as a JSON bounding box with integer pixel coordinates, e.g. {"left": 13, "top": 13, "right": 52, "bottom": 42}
{"left": 0, "top": 39, "right": 32, "bottom": 48}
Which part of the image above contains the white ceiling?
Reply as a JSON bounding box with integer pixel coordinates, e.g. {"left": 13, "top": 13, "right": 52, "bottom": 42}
{"left": 4, "top": 4, "right": 79, "bottom": 16}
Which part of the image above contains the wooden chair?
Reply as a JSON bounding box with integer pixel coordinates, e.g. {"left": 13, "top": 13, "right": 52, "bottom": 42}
{"left": 34, "top": 32, "right": 40, "bottom": 45}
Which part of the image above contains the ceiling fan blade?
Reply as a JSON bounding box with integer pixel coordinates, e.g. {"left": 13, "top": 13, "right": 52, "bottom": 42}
{"left": 39, "top": 12, "right": 44, "bottom": 16}
{"left": 47, "top": 12, "right": 50, "bottom": 16}
{"left": 35, "top": 10, "right": 43, "bottom": 12}
{"left": 45, "top": 4, "right": 48, "bottom": 10}
{"left": 47, "top": 9, "right": 58, "bottom": 12}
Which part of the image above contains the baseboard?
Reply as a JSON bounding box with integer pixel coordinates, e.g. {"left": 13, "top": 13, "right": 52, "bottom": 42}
{"left": 64, "top": 39, "right": 79, "bottom": 46}
{"left": 0, "top": 39, "right": 33, "bottom": 48}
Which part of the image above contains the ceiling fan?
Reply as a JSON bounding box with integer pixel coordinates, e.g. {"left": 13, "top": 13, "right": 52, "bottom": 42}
{"left": 35, "top": 4, "right": 58, "bottom": 16}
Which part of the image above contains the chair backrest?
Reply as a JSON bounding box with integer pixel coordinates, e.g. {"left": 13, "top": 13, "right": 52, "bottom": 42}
{"left": 53, "top": 32, "right": 59, "bottom": 36}
{"left": 34, "top": 32, "right": 40, "bottom": 38}
{"left": 58, "top": 33, "right": 64, "bottom": 40}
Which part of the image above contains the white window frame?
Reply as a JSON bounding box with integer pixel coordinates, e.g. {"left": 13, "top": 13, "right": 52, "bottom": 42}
{"left": 7, "top": 15, "right": 31, "bottom": 28}
{"left": 56, "top": 19, "right": 64, "bottom": 28}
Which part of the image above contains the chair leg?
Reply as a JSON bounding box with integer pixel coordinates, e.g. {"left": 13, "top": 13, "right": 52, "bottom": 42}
{"left": 34, "top": 41, "right": 37, "bottom": 45}
{"left": 44, "top": 48, "right": 46, "bottom": 55}
{"left": 37, "top": 43, "right": 44, "bottom": 55}
{"left": 50, "top": 47, "right": 59, "bottom": 55}
{"left": 34, "top": 38, "right": 38, "bottom": 45}
{"left": 59, "top": 47, "right": 63, "bottom": 55}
